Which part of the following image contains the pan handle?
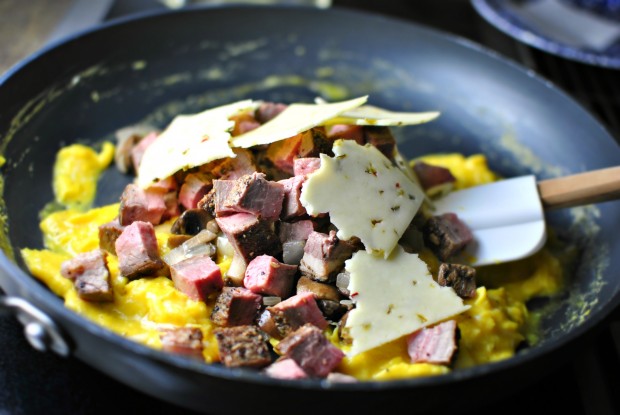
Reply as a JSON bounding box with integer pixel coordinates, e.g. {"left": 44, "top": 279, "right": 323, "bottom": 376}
{"left": 0, "top": 296, "right": 71, "bottom": 357}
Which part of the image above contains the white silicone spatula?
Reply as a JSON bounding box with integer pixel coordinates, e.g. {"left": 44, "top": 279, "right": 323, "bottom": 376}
{"left": 431, "top": 166, "right": 620, "bottom": 266}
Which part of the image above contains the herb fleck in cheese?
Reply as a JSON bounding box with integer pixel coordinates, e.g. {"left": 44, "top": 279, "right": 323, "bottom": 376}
{"left": 300, "top": 139, "right": 425, "bottom": 258}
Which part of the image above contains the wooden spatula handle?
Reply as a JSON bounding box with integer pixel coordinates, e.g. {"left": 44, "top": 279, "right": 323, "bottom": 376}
{"left": 537, "top": 166, "right": 620, "bottom": 210}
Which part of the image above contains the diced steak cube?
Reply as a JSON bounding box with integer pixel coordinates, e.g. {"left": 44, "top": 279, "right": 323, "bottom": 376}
{"left": 171, "top": 208, "right": 213, "bottom": 235}
{"left": 244, "top": 255, "right": 297, "bottom": 298}
{"left": 179, "top": 172, "right": 213, "bottom": 210}
{"left": 130, "top": 131, "right": 158, "bottom": 170}
{"left": 412, "top": 161, "right": 456, "bottom": 192}
{"left": 279, "top": 220, "right": 315, "bottom": 244}
{"left": 299, "top": 231, "right": 355, "bottom": 282}
{"left": 275, "top": 324, "right": 344, "bottom": 378}
{"left": 197, "top": 187, "right": 217, "bottom": 217}
{"left": 148, "top": 176, "right": 178, "bottom": 192}
{"left": 170, "top": 254, "right": 224, "bottom": 302}
{"left": 255, "top": 102, "right": 287, "bottom": 124}
{"left": 296, "top": 276, "right": 340, "bottom": 302}
{"left": 215, "top": 325, "right": 272, "bottom": 368}
{"left": 98, "top": 220, "right": 124, "bottom": 255}
{"left": 229, "top": 111, "right": 260, "bottom": 136}
{"left": 60, "top": 249, "right": 113, "bottom": 302}
{"left": 438, "top": 263, "right": 477, "bottom": 298}
{"left": 297, "top": 128, "right": 331, "bottom": 158}
{"left": 214, "top": 172, "right": 285, "bottom": 220}
{"left": 264, "top": 358, "right": 308, "bottom": 380}
{"left": 363, "top": 126, "right": 396, "bottom": 160}
{"left": 216, "top": 213, "right": 282, "bottom": 263}
{"left": 266, "top": 134, "right": 303, "bottom": 175}
{"left": 159, "top": 327, "right": 204, "bottom": 359}
{"left": 293, "top": 157, "right": 321, "bottom": 177}
{"left": 115, "top": 221, "right": 165, "bottom": 279}
{"left": 162, "top": 191, "right": 181, "bottom": 221}
{"left": 210, "top": 148, "right": 257, "bottom": 181}
{"left": 119, "top": 183, "right": 166, "bottom": 226}
{"left": 278, "top": 175, "right": 306, "bottom": 220}
{"left": 407, "top": 320, "right": 458, "bottom": 365}
{"left": 211, "top": 287, "right": 262, "bottom": 327}
{"left": 267, "top": 292, "right": 328, "bottom": 338}
{"left": 423, "top": 213, "right": 473, "bottom": 261}
{"left": 326, "top": 124, "right": 364, "bottom": 144}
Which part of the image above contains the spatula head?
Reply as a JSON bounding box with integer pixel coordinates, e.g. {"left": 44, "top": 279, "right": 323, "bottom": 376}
{"left": 432, "top": 175, "right": 546, "bottom": 266}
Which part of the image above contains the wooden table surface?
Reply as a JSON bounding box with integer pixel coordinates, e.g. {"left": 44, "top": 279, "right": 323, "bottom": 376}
{"left": 0, "top": 0, "right": 73, "bottom": 75}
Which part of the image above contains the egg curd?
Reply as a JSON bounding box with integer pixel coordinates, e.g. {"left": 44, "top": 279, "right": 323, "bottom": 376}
{"left": 21, "top": 146, "right": 564, "bottom": 379}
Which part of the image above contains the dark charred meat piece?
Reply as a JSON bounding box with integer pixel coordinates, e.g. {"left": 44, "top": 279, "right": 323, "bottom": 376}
{"left": 437, "top": 263, "right": 477, "bottom": 298}
{"left": 299, "top": 231, "right": 356, "bottom": 282}
{"left": 214, "top": 172, "right": 285, "bottom": 220}
{"left": 406, "top": 320, "right": 458, "bottom": 365}
{"left": 179, "top": 172, "right": 213, "bottom": 211}
{"left": 215, "top": 213, "right": 282, "bottom": 264}
{"left": 326, "top": 124, "right": 364, "bottom": 144}
{"left": 115, "top": 221, "right": 165, "bottom": 279}
{"left": 197, "top": 187, "right": 217, "bottom": 217}
{"left": 423, "top": 213, "right": 473, "bottom": 261}
{"left": 278, "top": 175, "right": 307, "bottom": 220}
{"left": 275, "top": 324, "right": 345, "bottom": 378}
{"left": 363, "top": 126, "right": 396, "bottom": 160}
{"left": 297, "top": 127, "right": 331, "bottom": 158}
{"left": 209, "top": 148, "right": 257, "bottom": 181}
{"left": 159, "top": 327, "right": 204, "bottom": 359}
{"left": 60, "top": 249, "right": 113, "bottom": 302}
{"left": 171, "top": 208, "right": 213, "bottom": 235}
{"left": 255, "top": 102, "right": 287, "bottom": 124}
{"left": 293, "top": 157, "right": 321, "bottom": 177}
{"left": 118, "top": 183, "right": 166, "bottom": 226}
{"left": 264, "top": 357, "right": 308, "bottom": 379}
{"left": 267, "top": 292, "right": 328, "bottom": 339}
{"left": 98, "top": 220, "right": 124, "bottom": 255}
{"left": 211, "top": 287, "right": 262, "bottom": 327}
{"left": 170, "top": 254, "right": 224, "bottom": 302}
{"left": 412, "top": 161, "right": 456, "bottom": 193}
{"left": 296, "top": 276, "right": 340, "bottom": 302}
{"left": 215, "top": 325, "right": 272, "bottom": 368}
{"left": 244, "top": 255, "right": 298, "bottom": 298}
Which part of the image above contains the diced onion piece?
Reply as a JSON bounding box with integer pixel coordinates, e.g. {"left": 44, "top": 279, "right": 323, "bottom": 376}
{"left": 262, "top": 296, "right": 282, "bottom": 306}
{"left": 183, "top": 229, "right": 217, "bottom": 250}
{"left": 163, "top": 231, "right": 217, "bottom": 266}
{"left": 340, "top": 299, "right": 354, "bottom": 307}
{"left": 226, "top": 253, "right": 247, "bottom": 286}
{"left": 282, "top": 241, "right": 305, "bottom": 265}
{"left": 206, "top": 219, "right": 220, "bottom": 235}
{"left": 216, "top": 236, "right": 235, "bottom": 258}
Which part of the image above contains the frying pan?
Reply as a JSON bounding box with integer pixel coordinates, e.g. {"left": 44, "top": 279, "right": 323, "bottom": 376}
{"left": 0, "top": 5, "right": 619, "bottom": 414}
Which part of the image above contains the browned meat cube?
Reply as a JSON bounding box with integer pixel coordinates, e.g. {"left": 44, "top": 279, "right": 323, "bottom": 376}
{"left": 60, "top": 249, "right": 113, "bottom": 302}
{"left": 423, "top": 213, "right": 473, "bottom": 261}
{"left": 118, "top": 183, "right": 166, "bottom": 226}
{"left": 229, "top": 111, "right": 260, "bottom": 136}
{"left": 363, "top": 126, "right": 396, "bottom": 160}
{"left": 438, "top": 263, "right": 477, "bottom": 298}
{"left": 297, "top": 127, "right": 331, "bottom": 159}
{"left": 275, "top": 324, "right": 345, "bottom": 378}
{"left": 130, "top": 131, "right": 157, "bottom": 171}
{"left": 215, "top": 213, "right": 282, "bottom": 264}
{"left": 170, "top": 254, "right": 224, "bottom": 302}
{"left": 299, "top": 231, "right": 355, "bottom": 282}
{"left": 210, "top": 148, "right": 257, "bottom": 181}
{"left": 279, "top": 220, "right": 315, "bottom": 244}
{"left": 255, "top": 102, "right": 287, "bottom": 124}
{"left": 197, "top": 187, "right": 217, "bottom": 217}
{"left": 211, "top": 287, "right": 262, "bottom": 327}
{"left": 215, "top": 325, "right": 272, "bottom": 368}
{"left": 267, "top": 292, "right": 328, "bottom": 339}
{"left": 213, "top": 172, "right": 285, "bottom": 221}
{"left": 412, "top": 161, "right": 456, "bottom": 193}
{"left": 159, "top": 327, "right": 204, "bottom": 359}
{"left": 244, "top": 255, "right": 298, "bottom": 298}
{"left": 115, "top": 221, "right": 165, "bottom": 279}
{"left": 326, "top": 124, "right": 364, "bottom": 144}
{"left": 407, "top": 320, "right": 458, "bottom": 365}
{"left": 179, "top": 172, "right": 213, "bottom": 211}
{"left": 293, "top": 157, "right": 321, "bottom": 177}
{"left": 98, "top": 220, "right": 124, "bottom": 255}
{"left": 278, "top": 175, "right": 306, "bottom": 220}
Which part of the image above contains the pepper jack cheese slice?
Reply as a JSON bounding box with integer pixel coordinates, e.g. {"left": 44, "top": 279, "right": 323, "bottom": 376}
{"left": 230, "top": 96, "right": 368, "bottom": 148}
{"left": 137, "top": 100, "right": 258, "bottom": 188}
{"left": 325, "top": 105, "right": 440, "bottom": 127}
{"left": 344, "top": 246, "right": 469, "bottom": 356}
{"left": 300, "top": 139, "right": 425, "bottom": 258}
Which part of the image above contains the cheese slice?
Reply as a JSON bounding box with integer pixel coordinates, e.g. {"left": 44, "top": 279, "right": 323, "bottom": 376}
{"left": 300, "top": 139, "right": 425, "bottom": 258}
{"left": 344, "top": 246, "right": 469, "bottom": 356}
{"left": 326, "top": 105, "right": 440, "bottom": 126}
{"left": 137, "top": 99, "right": 258, "bottom": 188}
{"left": 230, "top": 96, "right": 368, "bottom": 148}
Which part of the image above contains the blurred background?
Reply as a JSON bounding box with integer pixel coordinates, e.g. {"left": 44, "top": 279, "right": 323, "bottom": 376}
{"left": 0, "top": 0, "right": 618, "bottom": 414}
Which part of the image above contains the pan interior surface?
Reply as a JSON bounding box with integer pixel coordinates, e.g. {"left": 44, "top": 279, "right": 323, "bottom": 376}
{"left": 0, "top": 5, "right": 618, "bottom": 413}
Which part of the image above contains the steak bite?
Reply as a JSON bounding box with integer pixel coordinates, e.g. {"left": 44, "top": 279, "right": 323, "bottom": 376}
{"left": 229, "top": 111, "right": 260, "bottom": 136}
{"left": 266, "top": 292, "right": 328, "bottom": 338}
{"left": 216, "top": 213, "right": 282, "bottom": 264}
{"left": 363, "top": 126, "right": 396, "bottom": 160}
{"left": 130, "top": 131, "right": 158, "bottom": 171}
{"left": 326, "top": 124, "right": 364, "bottom": 144}
{"left": 255, "top": 101, "right": 287, "bottom": 124}
{"left": 299, "top": 231, "right": 356, "bottom": 282}
{"left": 278, "top": 175, "right": 307, "bottom": 220}
{"left": 115, "top": 221, "right": 165, "bottom": 279}
{"left": 279, "top": 220, "right": 315, "bottom": 245}
{"left": 244, "top": 255, "right": 298, "bottom": 298}
{"left": 118, "top": 183, "right": 166, "bottom": 226}
{"left": 211, "top": 287, "right": 262, "bottom": 327}
{"left": 275, "top": 324, "right": 345, "bottom": 378}
{"left": 210, "top": 148, "right": 257, "bottom": 181}
{"left": 293, "top": 157, "right": 321, "bottom": 177}
{"left": 215, "top": 325, "right": 272, "bottom": 368}
{"left": 179, "top": 172, "right": 213, "bottom": 211}
{"left": 159, "top": 327, "right": 204, "bottom": 359}
{"left": 266, "top": 129, "right": 328, "bottom": 175}
{"left": 98, "top": 220, "right": 124, "bottom": 255}
{"left": 60, "top": 249, "right": 113, "bottom": 302}
{"left": 407, "top": 320, "right": 458, "bottom": 365}
{"left": 412, "top": 161, "right": 456, "bottom": 194}
{"left": 437, "top": 263, "right": 477, "bottom": 298}
{"left": 264, "top": 357, "right": 309, "bottom": 380}
{"left": 423, "top": 213, "right": 473, "bottom": 261}
{"left": 297, "top": 127, "right": 331, "bottom": 159}
{"left": 214, "top": 172, "right": 285, "bottom": 220}
{"left": 170, "top": 254, "right": 224, "bottom": 302}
